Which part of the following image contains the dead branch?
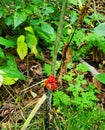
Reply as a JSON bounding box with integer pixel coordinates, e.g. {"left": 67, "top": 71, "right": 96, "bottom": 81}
{"left": 80, "top": 58, "right": 99, "bottom": 76}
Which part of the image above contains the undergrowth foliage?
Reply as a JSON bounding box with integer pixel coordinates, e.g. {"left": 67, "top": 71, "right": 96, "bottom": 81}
{"left": 0, "top": 0, "right": 105, "bottom": 129}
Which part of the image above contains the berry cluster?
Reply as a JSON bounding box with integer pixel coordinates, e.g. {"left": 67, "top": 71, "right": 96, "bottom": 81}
{"left": 45, "top": 75, "right": 57, "bottom": 91}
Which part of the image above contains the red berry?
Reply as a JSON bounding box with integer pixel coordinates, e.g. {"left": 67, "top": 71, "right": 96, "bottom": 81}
{"left": 45, "top": 75, "right": 57, "bottom": 91}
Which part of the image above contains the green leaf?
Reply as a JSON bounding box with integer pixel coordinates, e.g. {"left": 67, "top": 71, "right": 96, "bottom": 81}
{"left": 43, "top": 7, "right": 54, "bottom": 15}
{"left": 76, "top": 63, "right": 90, "bottom": 72}
{"left": 53, "top": 91, "right": 70, "bottom": 107}
{"left": 41, "top": 22, "right": 54, "bottom": 35}
{"left": 0, "top": 67, "right": 25, "bottom": 80}
{"left": 0, "top": 55, "right": 25, "bottom": 81}
{"left": 0, "top": 48, "right": 5, "bottom": 60}
{"left": 43, "top": 63, "right": 51, "bottom": 76}
{"left": 96, "top": 73, "right": 105, "bottom": 84}
{"left": 0, "top": 66, "right": 25, "bottom": 80}
{"left": 31, "top": 0, "right": 44, "bottom": 5}
{"left": 25, "top": 26, "right": 34, "bottom": 34}
{"left": 93, "top": 23, "right": 105, "bottom": 36}
{"left": 6, "top": 55, "right": 17, "bottom": 68}
{"left": 4, "top": 16, "right": 14, "bottom": 26}
{"left": 25, "top": 26, "right": 38, "bottom": 56}
{"left": 17, "top": 35, "right": 28, "bottom": 60}
{"left": 0, "top": 37, "right": 15, "bottom": 48}
{"left": 0, "top": 10, "right": 4, "bottom": 18}
{"left": 70, "top": 10, "right": 77, "bottom": 24}
{"left": 14, "top": 11, "right": 27, "bottom": 28}
{"left": 3, "top": 77, "right": 18, "bottom": 85}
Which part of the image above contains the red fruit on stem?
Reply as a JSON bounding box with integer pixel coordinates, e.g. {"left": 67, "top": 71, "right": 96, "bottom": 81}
{"left": 45, "top": 75, "right": 57, "bottom": 91}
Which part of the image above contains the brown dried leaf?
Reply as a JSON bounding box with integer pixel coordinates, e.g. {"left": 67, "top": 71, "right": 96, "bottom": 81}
{"left": 30, "top": 64, "right": 42, "bottom": 76}
{"left": 65, "top": 48, "right": 72, "bottom": 65}
{"left": 0, "top": 103, "right": 16, "bottom": 117}
{"left": 77, "top": 3, "right": 89, "bottom": 25}
{"left": 58, "top": 42, "right": 72, "bottom": 86}
{"left": 93, "top": 77, "right": 102, "bottom": 92}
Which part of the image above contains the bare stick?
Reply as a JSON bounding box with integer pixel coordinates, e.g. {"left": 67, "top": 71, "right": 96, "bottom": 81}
{"left": 80, "top": 58, "right": 99, "bottom": 76}
{"left": 21, "top": 94, "right": 47, "bottom": 130}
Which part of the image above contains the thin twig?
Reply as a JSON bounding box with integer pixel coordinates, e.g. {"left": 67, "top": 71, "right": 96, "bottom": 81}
{"left": 19, "top": 79, "right": 45, "bottom": 93}
{"left": 92, "top": 0, "right": 100, "bottom": 23}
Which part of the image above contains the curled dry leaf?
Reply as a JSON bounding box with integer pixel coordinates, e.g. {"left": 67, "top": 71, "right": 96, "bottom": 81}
{"left": 0, "top": 103, "right": 16, "bottom": 117}
{"left": 30, "top": 64, "right": 42, "bottom": 76}
{"left": 93, "top": 77, "right": 102, "bottom": 92}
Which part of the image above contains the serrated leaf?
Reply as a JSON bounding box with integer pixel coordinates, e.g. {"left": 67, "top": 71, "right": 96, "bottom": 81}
{"left": 43, "top": 64, "right": 51, "bottom": 76}
{"left": 41, "top": 22, "right": 54, "bottom": 35}
{"left": 76, "top": 63, "right": 90, "bottom": 72}
{"left": 53, "top": 91, "right": 70, "bottom": 106}
{"left": 96, "top": 73, "right": 105, "bottom": 84}
{"left": 0, "top": 37, "right": 15, "bottom": 48}
{"left": 93, "top": 23, "right": 105, "bottom": 36}
{"left": 14, "top": 11, "right": 27, "bottom": 28}
{"left": 17, "top": 35, "right": 28, "bottom": 60}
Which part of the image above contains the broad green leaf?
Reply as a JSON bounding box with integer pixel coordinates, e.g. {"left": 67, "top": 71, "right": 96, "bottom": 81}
{"left": 96, "top": 73, "right": 105, "bottom": 84}
{"left": 0, "top": 48, "right": 5, "bottom": 60}
{"left": 17, "top": 35, "right": 28, "bottom": 60}
{"left": 25, "top": 26, "right": 38, "bottom": 56}
{"left": 0, "top": 37, "right": 15, "bottom": 48}
{"left": 4, "top": 16, "right": 14, "bottom": 26}
{"left": 6, "top": 55, "right": 17, "bottom": 68}
{"left": 14, "top": 11, "right": 27, "bottom": 28}
{"left": 93, "top": 23, "right": 105, "bottom": 36}
{"left": 41, "top": 22, "right": 54, "bottom": 35}
{"left": 32, "top": 46, "right": 38, "bottom": 56}
{"left": 14, "top": 0, "right": 25, "bottom": 7}
{"left": 3, "top": 77, "right": 18, "bottom": 85}
{"left": 0, "top": 10, "right": 4, "bottom": 18}
{"left": 0, "top": 66, "right": 25, "bottom": 80}
{"left": 0, "top": 54, "right": 25, "bottom": 81}
{"left": 31, "top": 0, "right": 44, "bottom": 5}
{"left": 26, "top": 34, "right": 38, "bottom": 56}
{"left": 70, "top": 10, "right": 77, "bottom": 24}
{"left": 43, "top": 7, "right": 54, "bottom": 15}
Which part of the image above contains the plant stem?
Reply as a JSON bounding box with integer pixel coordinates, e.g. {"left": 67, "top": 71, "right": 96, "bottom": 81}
{"left": 51, "top": 0, "right": 68, "bottom": 75}
{"left": 45, "top": 0, "right": 68, "bottom": 130}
